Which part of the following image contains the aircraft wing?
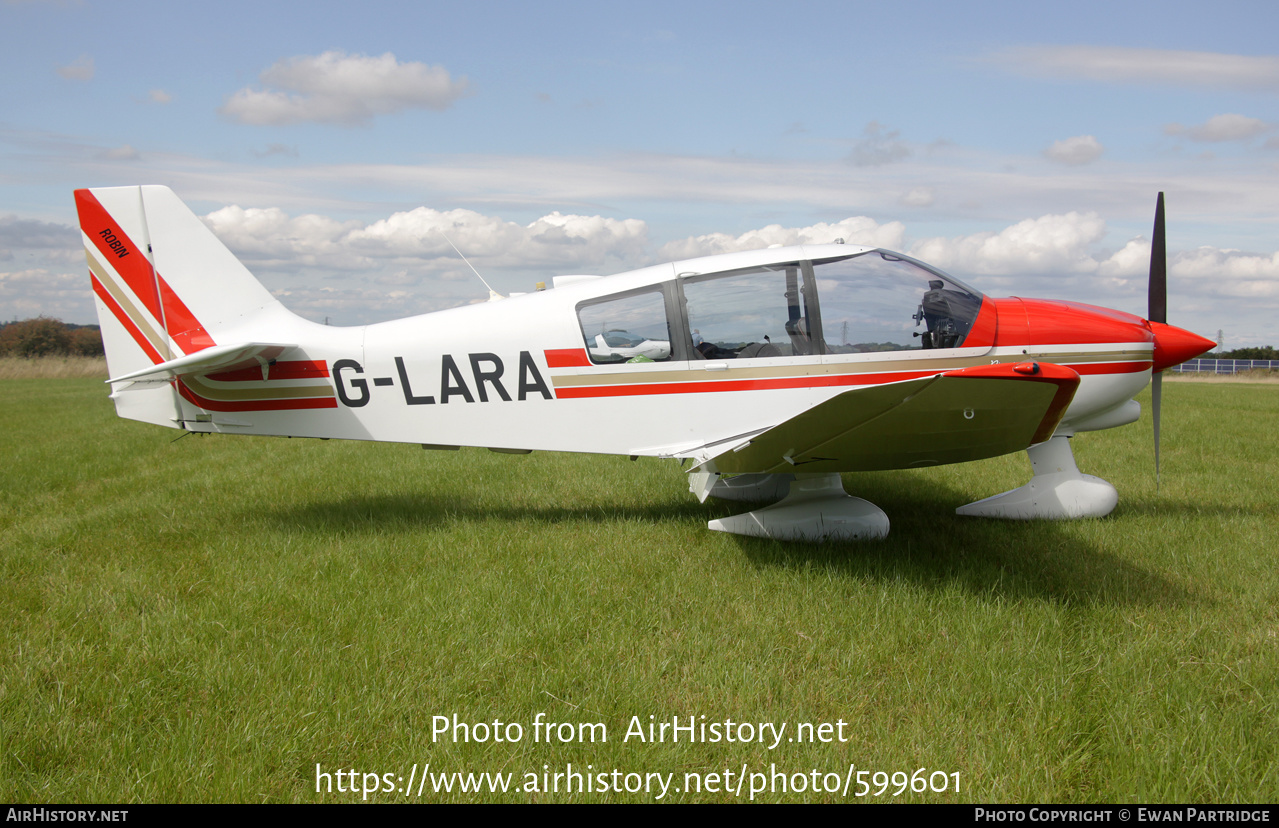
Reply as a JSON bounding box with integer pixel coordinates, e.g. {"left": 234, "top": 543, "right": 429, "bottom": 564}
{"left": 692, "top": 362, "right": 1080, "bottom": 476}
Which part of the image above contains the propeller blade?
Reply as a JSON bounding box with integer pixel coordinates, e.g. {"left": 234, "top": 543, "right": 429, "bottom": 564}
{"left": 1149, "top": 192, "right": 1166, "bottom": 488}
{"left": 1149, "top": 192, "right": 1166, "bottom": 325}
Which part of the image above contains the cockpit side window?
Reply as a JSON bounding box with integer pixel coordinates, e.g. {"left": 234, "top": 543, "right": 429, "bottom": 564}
{"left": 577, "top": 288, "right": 674, "bottom": 365}
{"left": 681, "top": 263, "right": 812, "bottom": 359}
{"left": 811, "top": 252, "right": 983, "bottom": 352}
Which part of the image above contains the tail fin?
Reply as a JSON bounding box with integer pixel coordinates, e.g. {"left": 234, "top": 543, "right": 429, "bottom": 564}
{"left": 75, "top": 185, "right": 299, "bottom": 427}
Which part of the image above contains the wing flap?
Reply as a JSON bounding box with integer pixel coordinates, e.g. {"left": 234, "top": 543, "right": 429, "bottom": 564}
{"left": 697, "top": 362, "right": 1079, "bottom": 475}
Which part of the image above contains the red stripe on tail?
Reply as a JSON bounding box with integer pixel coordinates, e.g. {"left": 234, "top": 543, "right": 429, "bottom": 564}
{"left": 74, "top": 189, "right": 216, "bottom": 357}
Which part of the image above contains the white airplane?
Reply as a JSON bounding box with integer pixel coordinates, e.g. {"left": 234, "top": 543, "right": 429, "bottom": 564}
{"left": 75, "top": 186, "right": 1213, "bottom": 541}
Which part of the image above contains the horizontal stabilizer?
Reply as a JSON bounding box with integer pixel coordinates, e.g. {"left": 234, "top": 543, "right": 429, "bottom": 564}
{"left": 107, "top": 342, "right": 294, "bottom": 384}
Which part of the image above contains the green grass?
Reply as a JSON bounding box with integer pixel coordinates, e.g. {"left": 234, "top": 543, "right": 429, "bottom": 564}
{"left": 2, "top": 379, "right": 1276, "bottom": 802}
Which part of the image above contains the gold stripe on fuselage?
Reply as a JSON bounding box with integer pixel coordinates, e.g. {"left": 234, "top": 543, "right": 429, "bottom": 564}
{"left": 549, "top": 346, "right": 1152, "bottom": 389}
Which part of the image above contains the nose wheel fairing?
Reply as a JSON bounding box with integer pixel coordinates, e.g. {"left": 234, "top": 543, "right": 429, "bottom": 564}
{"left": 956, "top": 434, "right": 1117, "bottom": 520}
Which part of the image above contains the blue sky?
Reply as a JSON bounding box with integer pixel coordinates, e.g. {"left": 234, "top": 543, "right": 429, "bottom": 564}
{"left": 3, "top": 0, "right": 1276, "bottom": 346}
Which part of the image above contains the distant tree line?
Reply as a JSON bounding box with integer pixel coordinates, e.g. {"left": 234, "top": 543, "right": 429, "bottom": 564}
{"left": 1215, "top": 346, "right": 1278, "bottom": 360}
{"left": 0, "top": 317, "right": 104, "bottom": 357}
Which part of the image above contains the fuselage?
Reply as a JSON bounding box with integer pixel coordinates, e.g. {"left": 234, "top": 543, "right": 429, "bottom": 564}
{"left": 170, "top": 243, "right": 1211, "bottom": 469}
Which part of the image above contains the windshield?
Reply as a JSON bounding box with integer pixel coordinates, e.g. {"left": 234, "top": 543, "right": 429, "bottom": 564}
{"left": 812, "top": 251, "right": 984, "bottom": 352}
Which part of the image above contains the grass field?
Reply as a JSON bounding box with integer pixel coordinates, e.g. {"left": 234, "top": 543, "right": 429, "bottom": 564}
{"left": 2, "top": 377, "right": 1276, "bottom": 802}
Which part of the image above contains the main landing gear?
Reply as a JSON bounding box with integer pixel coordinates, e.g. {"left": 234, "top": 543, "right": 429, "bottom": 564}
{"left": 692, "top": 434, "right": 1116, "bottom": 541}
{"left": 694, "top": 472, "right": 890, "bottom": 542}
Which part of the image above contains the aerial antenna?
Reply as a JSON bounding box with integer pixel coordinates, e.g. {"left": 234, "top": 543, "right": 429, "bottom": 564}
{"left": 440, "top": 231, "right": 504, "bottom": 301}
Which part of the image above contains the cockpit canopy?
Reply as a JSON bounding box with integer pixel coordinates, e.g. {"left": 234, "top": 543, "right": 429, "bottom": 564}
{"left": 577, "top": 250, "right": 984, "bottom": 364}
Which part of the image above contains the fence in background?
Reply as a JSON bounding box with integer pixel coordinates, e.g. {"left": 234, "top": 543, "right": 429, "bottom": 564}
{"left": 1170, "top": 358, "right": 1279, "bottom": 374}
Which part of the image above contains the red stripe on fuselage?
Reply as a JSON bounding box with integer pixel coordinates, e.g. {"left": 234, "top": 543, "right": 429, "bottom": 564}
{"left": 175, "top": 381, "right": 339, "bottom": 412}
{"left": 556, "top": 369, "right": 937, "bottom": 399}
{"left": 545, "top": 348, "right": 593, "bottom": 368}
{"left": 554, "top": 359, "right": 1146, "bottom": 399}
{"left": 205, "top": 361, "right": 330, "bottom": 382}
{"left": 1069, "top": 361, "right": 1151, "bottom": 375}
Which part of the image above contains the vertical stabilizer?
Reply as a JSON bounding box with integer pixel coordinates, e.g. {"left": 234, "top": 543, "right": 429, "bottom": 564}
{"left": 75, "top": 185, "right": 296, "bottom": 428}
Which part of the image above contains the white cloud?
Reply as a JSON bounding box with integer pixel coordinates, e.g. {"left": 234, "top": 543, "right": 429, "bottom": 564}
{"left": 346, "top": 207, "right": 649, "bottom": 268}
{"left": 0, "top": 268, "right": 95, "bottom": 321}
{"left": 148, "top": 89, "right": 172, "bottom": 104}
{"left": 1172, "top": 247, "right": 1279, "bottom": 297}
{"left": 906, "top": 217, "right": 1279, "bottom": 314}
{"left": 220, "top": 51, "right": 470, "bottom": 126}
{"left": 202, "top": 205, "right": 365, "bottom": 267}
{"left": 1096, "top": 238, "right": 1151, "bottom": 278}
{"left": 992, "top": 45, "right": 1279, "bottom": 92}
{"left": 55, "top": 54, "right": 93, "bottom": 81}
{"left": 194, "top": 201, "right": 653, "bottom": 321}
{"left": 347, "top": 207, "right": 527, "bottom": 258}
{"left": 524, "top": 212, "right": 649, "bottom": 263}
{"left": 908, "top": 212, "right": 1108, "bottom": 276}
{"left": 1044, "top": 135, "right": 1103, "bottom": 166}
{"left": 657, "top": 217, "right": 906, "bottom": 260}
{"left": 203, "top": 203, "right": 649, "bottom": 276}
{"left": 1164, "top": 114, "right": 1271, "bottom": 142}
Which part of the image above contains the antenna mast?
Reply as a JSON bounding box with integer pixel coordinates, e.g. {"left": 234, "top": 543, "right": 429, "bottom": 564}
{"left": 440, "top": 232, "right": 504, "bottom": 301}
